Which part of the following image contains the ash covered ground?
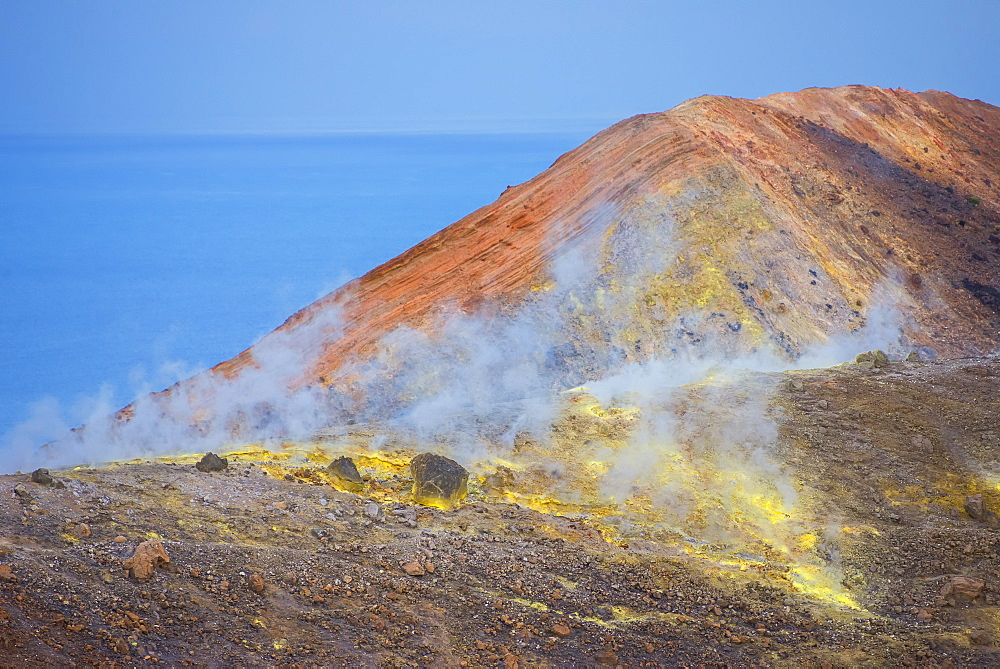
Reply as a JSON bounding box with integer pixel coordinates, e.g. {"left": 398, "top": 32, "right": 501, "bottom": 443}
{"left": 3, "top": 356, "right": 1000, "bottom": 668}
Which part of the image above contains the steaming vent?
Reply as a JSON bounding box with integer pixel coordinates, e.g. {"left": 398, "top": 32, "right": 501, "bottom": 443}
{"left": 10, "top": 85, "right": 1000, "bottom": 615}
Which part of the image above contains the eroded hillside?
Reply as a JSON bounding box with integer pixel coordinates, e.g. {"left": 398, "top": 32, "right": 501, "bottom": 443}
{"left": 91, "top": 85, "right": 1000, "bottom": 458}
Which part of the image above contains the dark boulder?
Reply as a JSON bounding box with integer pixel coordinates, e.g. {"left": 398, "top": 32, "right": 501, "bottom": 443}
{"left": 855, "top": 349, "right": 889, "bottom": 369}
{"left": 410, "top": 453, "right": 469, "bottom": 509}
{"left": 326, "top": 456, "right": 364, "bottom": 492}
{"left": 195, "top": 452, "right": 228, "bottom": 473}
{"left": 964, "top": 494, "right": 990, "bottom": 521}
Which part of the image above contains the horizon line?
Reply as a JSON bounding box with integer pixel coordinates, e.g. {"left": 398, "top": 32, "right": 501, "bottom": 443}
{"left": 0, "top": 116, "right": 626, "bottom": 139}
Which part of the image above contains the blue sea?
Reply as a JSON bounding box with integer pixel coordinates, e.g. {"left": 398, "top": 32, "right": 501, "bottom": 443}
{"left": 0, "top": 131, "right": 594, "bottom": 452}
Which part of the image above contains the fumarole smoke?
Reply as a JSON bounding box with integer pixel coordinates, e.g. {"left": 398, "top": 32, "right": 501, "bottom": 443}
{"left": 2, "top": 193, "right": 928, "bottom": 605}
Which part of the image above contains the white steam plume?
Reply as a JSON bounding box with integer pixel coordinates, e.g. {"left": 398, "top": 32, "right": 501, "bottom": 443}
{"left": 0, "top": 306, "right": 343, "bottom": 471}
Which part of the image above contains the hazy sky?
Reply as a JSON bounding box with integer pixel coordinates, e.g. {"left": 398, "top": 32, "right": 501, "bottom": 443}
{"left": 1, "top": 0, "right": 998, "bottom": 134}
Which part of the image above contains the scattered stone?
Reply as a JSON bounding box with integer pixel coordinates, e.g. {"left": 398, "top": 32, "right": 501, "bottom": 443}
{"left": 249, "top": 573, "right": 265, "bottom": 594}
{"left": 72, "top": 523, "right": 92, "bottom": 539}
{"left": 484, "top": 466, "right": 516, "bottom": 495}
{"left": 113, "top": 536, "right": 128, "bottom": 543}
{"left": 12, "top": 484, "right": 32, "bottom": 502}
{"left": 550, "top": 623, "right": 571, "bottom": 637}
{"left": 787, "top": 379, "right": 804, "bottom": 392}
{"left": 594, "top": 648, "right": 619, "bottom": 666}
{"left": 964, "top": 494, "right": 989, "bottom": 521}
{"left": 0, "top": 565, "right": 13, "bottom": 582}
{"left": 123, "top": 539, "right": 171, "bottom": 579}
{"left": 906, "top": 351, "right": 920, "bottom": 362}
{"left": 30, "top": 468, "right": 53, "bottom": 485}
{"left": 410, "top": 453, "right": 469, "bottom": 509}
{"left": 856, "top": 350, "right": 889, "bottom": 368}
{"left": 392, "top": 507, "right": 418, "bottom": 528}
{"left": 364, "top": 501, "right": 386, "bottom": 523}
{"left": 940, "top": 576, "right": 985, "bottom": 603}
{"left": 402, "top": 561, "right": 426, "bottom": 577}
{"left": 195, "top": 453, "right": 228, "bottom": 473}
{"left": 816, "top": 399, "right": 829, "bottom": 409}
{"left": 326, "top": 456, "right": 364, "bottom": 492}
{"left": 392, "top": 506, "right": 416, "bottom": 520}
{"left": 274, "top": 501, "right": 288, "bottom": 511}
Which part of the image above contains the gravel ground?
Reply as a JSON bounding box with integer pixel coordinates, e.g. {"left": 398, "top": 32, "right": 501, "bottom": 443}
{"left": 2, "top": 357, "right": 999, "bottom": 667}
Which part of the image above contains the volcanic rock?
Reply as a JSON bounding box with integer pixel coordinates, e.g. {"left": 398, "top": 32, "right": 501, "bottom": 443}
{"left": 0, "top": 565, "right": 13, "bottom": 582}
{"left": 30, "top": 468, "right": 53, "bottom": 485}
{"left": 550, "top": 623, "right": 572, "bottom": 637}
{"left": 123, "top": 539, "right": 171, "bottom": 579}
{"left": 363, "top": 500, "right": 385, "bottom": 522}
{"left": 195, "top": 452, "right": 228, "bottom": 472}
{"left": 402, "top": 561, "right": 426, "bottom": 577}
{"left": 392, "top": 506, "right": 418, "bottom": 527}
{"left": 856, "top": 350, "right": 889, "bottom": 368}
{"left": 326, "top": 456, "right": 364, "bottom": 492}
{"left": 964, "top": 494, "right": 989, "bottom": 521}
{"left": 940, "top": 576, "right": 985, "bottom": 603}
{"left": 410, "top": 453, "right": 469, "bottom": 509}
{"left": 249, "top": 573, "right": 266, "bottom": 594}
{"left": 483, "top": 465, "right": 516, "bottom": 495}
{"left": 594, "top": 648, "right": 619, "bottom": 666}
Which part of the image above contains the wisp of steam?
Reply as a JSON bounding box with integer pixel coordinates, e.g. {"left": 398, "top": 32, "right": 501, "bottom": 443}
{"left": 2, "top": 192, "right": 928, "bottom": 604}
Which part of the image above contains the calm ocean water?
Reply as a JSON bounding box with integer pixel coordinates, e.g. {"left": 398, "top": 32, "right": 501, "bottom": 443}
{"left": 0, "top": 131, "right": 593, "bottom": 450}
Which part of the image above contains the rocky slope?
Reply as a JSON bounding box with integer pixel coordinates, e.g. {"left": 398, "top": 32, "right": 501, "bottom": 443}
{"left": 102, "top": 85, "right": 1000, "bottom": 445}
{"left": 226, "top": 85, "right": 1000, "bottom": 379}
{"left": 4, "top": 358, "right": 1000, "bottom": 667}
